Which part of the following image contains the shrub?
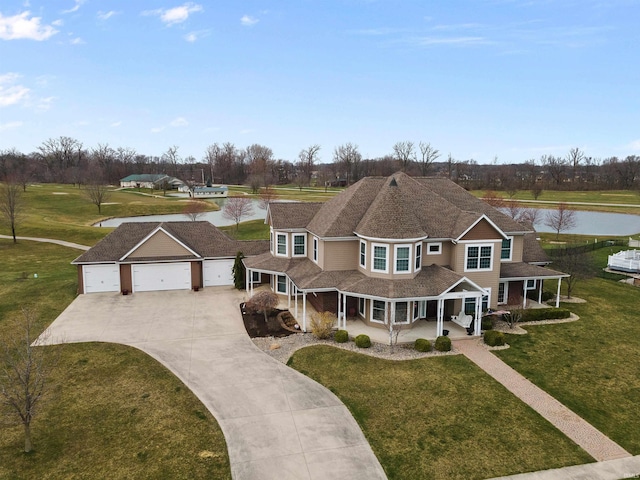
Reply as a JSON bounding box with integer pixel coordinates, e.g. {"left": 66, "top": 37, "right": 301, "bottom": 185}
{"left": 484, "top": 330, "right": 505, "bottom": 347}
{"left": 334, "top": 329, "right": 349, "bottom": 343}
{"left": 481, "top": 316, "right": 494, "bottom": 331}
{"left": 434, "top": 336, "right": 451, "bottom": 352}
{"left": 520, "top": 308, "right": 571, "bottom": 322}
{"left": 355, "top": 334, "right": 371, "bottom": 348}
{"left": 310, "top": 311, "right": 336, "bottom": 339}
{"left": 414, "top": 338, "right": 432, "bottom": 352}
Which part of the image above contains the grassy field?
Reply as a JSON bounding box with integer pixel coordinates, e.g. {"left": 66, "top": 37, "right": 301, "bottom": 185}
{"left": 0, "top": 240, "right": 232, "bottom": 479}
{"left": 220, "top": 218, "right": 270, "bottom": 240}
{"left": 289, "top": 347, "right": 591, "bottom": 480}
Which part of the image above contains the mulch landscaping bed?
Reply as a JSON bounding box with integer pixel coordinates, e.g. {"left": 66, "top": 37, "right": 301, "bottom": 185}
{"left": 239, "top": 304, "right": 300, "bottom": 338}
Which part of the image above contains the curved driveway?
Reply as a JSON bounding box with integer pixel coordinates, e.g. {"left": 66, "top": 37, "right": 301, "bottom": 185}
{"left": 40, "top": 287, "right": 386, "bottom": 480}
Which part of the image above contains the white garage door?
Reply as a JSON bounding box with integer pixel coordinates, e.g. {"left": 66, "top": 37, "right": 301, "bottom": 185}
{"left": 83, "top": 264, "right": 120, "bottom": 294}
{"left": 132, "top": 263, "right": 191, "bottom": 292}
{"left": 203, "top": 259, "right": 235, "bottom": 287}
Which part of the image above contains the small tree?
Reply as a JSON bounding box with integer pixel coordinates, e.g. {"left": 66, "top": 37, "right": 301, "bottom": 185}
{"left": 0, "top": 178, "right": 23, "bottom": 243}
{"left": 552, "top": 249, "right": 594, "bottom": 299}
{"left": 222, "top": 197, "right": 254, "bottom": 230}
{"left": 84, "top": 181, "right": 111, "bottom": 214}
{"left": 246, "top": 290, "right": 279, "bottom": 323}
{"left": 310, "top": 311, "right": 336, "bottom": 339}
{"left": 0, "top": 309, "right": 59, "bottom": 453}
{"left": 182, "top": 201, "right": 207, "bottom": 221}
{"left": 531, "top": 182, "right": 543, "bottom": 200}
{"left": 483, "top": 190, "right": 506, "bottom": 208}
{"left": 503, "top": 309, "right": 523, "bottom": 329}
{"left": 385, "top": 303, "right": 403, "bottom": 352}
{"left": 258, "top": 185, "right": 279, "bottom": 210}
{"left": 545, "top": 203, "right": 577, "bottom": 240}
{"left": 232, "top": 252, "right": 245, "bottom": 289}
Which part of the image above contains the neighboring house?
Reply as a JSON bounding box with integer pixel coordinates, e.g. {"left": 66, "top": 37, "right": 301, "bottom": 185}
{"left": 243, "top": 172, "right": 567, "bottom": 336}
{"left": 190, "top": 185, "right": 229, "bottom": 198}
{"left": 119, "top": 174, "right": 185, "bottom": 190}
{"left": 73, "top": 222, "right": 268, "bottom": 294}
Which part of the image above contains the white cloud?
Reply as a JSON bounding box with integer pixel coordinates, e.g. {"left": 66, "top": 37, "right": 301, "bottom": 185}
{"left": 97, "top": 11, "right": 119, "bottom": 21}
{"left": 0, "top": 73, "right": 30, "bottom": 107}
{"left": 52, "top": 19, "right": 63, "bottom": 27}
{"left": 36, "top": 96, "right": 55, "bottom": 111}
{"left": 240, "top": 15, "right": 259, "bottom": 27}
{"left": 110, "top": 121, "right": 122, "bottom": 127}
{"left": 184, "top": 29, "right": 209, "bottom": 42}
{"left": 143, "top": 3, "right": 203, "bottom": 26}
{"left": 628, "top": 140, "right": 640, "bottom": 151}
{"left": 62, "top": 0, "right": 86, "bottom": 14}
{"left": 0, "top": 11, "right": 59, "bottom": 41}
{"left": 170, "top": 117, "right": 188, "bottom": 127}
{"left": 70, "top": 36, "right": 85, "bottom": 44}
{"left": 0, "top": 120, "right": 23, "bottom": 131}
{"left": 150, "top": 126, "right": 165, "bottom": 133}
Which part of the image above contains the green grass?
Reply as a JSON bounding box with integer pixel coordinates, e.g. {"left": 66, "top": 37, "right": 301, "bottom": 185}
{"left": 495, "top": 273, "right": 640, "bottom": 454}
{"left": 220, "top": 219, "right": 270, "bottom": 240}
{"left": 0, "top": 240, "right": 231, "bottom": 479}
{"left": 288, "top": 346, "right": 591, "bottom": 480}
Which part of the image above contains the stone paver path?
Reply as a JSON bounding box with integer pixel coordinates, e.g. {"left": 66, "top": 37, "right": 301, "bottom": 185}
{"left": 453, "top": 339, "right": 631, "bottom": 462}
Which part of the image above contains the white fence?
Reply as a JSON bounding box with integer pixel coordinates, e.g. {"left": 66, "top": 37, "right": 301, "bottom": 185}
{"left": 608, "top": 249, "right": 640, "bottom": 273}
{"left": 630, "top": 238, "right": 640, "bottom": 248}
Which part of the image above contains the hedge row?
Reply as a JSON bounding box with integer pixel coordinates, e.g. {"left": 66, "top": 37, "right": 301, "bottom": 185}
{"left": 520, "top": 308, "right": 571, "bottom": 322}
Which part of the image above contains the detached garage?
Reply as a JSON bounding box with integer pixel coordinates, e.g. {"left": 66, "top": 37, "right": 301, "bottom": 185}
{"left": 72, "top": 221, "right": 269, "bottom": 295}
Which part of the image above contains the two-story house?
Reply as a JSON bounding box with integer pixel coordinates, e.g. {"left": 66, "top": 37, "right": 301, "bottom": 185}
{"left": 243, "top": 172, "right": 567, "bottom": 336}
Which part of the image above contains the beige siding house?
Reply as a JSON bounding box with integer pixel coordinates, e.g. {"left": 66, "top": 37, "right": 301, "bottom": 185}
{"left": 244, "top": 172, "right": 567, "bottom": 337}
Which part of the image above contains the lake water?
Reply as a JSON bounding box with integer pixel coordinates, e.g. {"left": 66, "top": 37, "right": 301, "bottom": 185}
{"left": 98, "top": 200, "right": 640, "bottom": 236}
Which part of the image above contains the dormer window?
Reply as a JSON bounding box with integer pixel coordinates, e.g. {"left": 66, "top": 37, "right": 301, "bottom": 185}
{"left": 372, "top": 244, "right": 388, "bottom": 273}
{"left": 394, "top": 245, "right": 411, "bottom": 273}
{"left": 293, "top": 234, "right": 306, "bottom": 256}
{"left": 359, "top": 240, "right": 366, "bottom": 268}
{"left": 415, "top": 243, "right": 422, "bottom": 270}
{"left": 276, "top": 233, "right": 287, "bottom": 256}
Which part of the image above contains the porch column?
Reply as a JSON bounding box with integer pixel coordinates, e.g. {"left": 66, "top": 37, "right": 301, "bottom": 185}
{"left": 342, "top": 292, "right": 347, "bottom": 329}
{"left": 474, "top": 296, "right": 482, "bottom": 336}
{"left": 337, "top": 292, "right": 341, "bottom": 327}
{"left": 522, "top": 282, "right": 527, "bottom": 309}
{"left": 302, "top": 291, "right": 307, "bottom": 332}
{"left": 556, "top": 278, "right": 562, "bottom": 308}
{"left": 538, "top": 280, "right": 543, "bottom": 304}
{"left": 390, "top": 301, "right": 396, "bottom": 327}
{"left": 287, "top": 279, "right": 291, "bottom": 308}
{"left": 245, "top": 268, "right": 250, "bottom": 295}
{"left": 294, "top": 284, "right": 298, "bottom": 320}
{"left": 436, "top": 298, "right": 444, "bottom": 337}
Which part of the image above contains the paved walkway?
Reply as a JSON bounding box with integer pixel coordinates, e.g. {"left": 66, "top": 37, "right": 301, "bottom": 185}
{"left": 0, "top": 234, "right": 90, "bottom": 251}
{"left": 39, "top": 289, "right": 386, "bottom": 480}
{"left": 453, "top": 339, "right": 631, "bottom": 462}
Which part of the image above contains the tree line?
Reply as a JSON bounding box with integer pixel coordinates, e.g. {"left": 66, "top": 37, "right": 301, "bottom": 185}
{"left": 1, "top": 138, "right": 639, "bottom": 192}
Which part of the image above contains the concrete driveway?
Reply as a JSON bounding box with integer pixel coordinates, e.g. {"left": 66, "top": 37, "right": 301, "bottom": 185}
{"left": 41, "top": 288, "right": 386, "bottom": 480}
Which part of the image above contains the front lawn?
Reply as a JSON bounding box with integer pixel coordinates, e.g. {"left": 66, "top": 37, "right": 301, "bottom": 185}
{"left": 0, "top": 240, "right": 231, "bottom": 479}
{"left": 288, "top": 346, "right": 591, "bottom": 480}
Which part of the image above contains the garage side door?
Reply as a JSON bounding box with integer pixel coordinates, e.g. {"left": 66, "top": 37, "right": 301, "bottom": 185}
{"left": 132, "top": 263, "right": 191, "bottom": 292}
{"left": 83, "top": 264, "right": 120, "bottom": 294}
{"left": 203, "top": 259, "right": 235, "bottom": 287}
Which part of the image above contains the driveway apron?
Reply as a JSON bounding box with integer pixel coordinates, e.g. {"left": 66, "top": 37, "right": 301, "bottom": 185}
{"left": 41, "top": 288, "right": 386, "bottom": 480}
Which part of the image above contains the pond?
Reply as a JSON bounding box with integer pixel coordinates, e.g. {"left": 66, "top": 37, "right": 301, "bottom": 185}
{"left": 97, "top": 198, "right": 267, "bottom": 228}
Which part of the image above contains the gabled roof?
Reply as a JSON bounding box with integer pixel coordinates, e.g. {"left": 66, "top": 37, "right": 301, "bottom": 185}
{"left": 268, "top": 202, "right": 323, "bottom": 230}
{"left": 120, "top": 174, "right": 169, "bottom": 182}
{"left": 73, "top": 221, "right": 268, "bottom": 264}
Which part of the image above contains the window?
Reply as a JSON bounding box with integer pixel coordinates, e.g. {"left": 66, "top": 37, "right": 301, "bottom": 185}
{"left": 526, "top": 279, "right": 536, "bottom": 289}
{"left": 312, "top": 237, "right": 318, "bottom": 262}
{"left": 372, "top": 244, "right": 388, "bottom": 272}
{"left": 293, "top": 234, "right": 306, "bottom": 256}
{"left": 276, "top": 275, "right": 287, "bottom": 294}
{"left": 358, "top": 298, "right": 365, "bottom": 316}
{"left": 415, "top": 243, "right": 422, "bottom": 270}
{"left": 501, "top": 237, "right": 512, "bottom": 261}
{"left": 394, "top": 245, "right": 411, "bottom": 273}
{"left": 394, "top": 302, "right": 409, "bottom": 324}
{"left": 276, "top": 233, "right": 287, "bottom": 256}
{"left": 251, "top": 271, "right": 261, "bottom": 283}
{"left": 464, "top": 292, "right": 489, "bottom": 316}
{"left": 372, "top": 300, "right": 386, "bottom": 323}
{"left": 465, "top": 244, "right": 493, "bottom": 271}
{"left": 427, "top": 242, "right": 442, "bottom": 255}
{"left": 359, "top": 241, "right": 366, "bottom": 267}
{"left": 498, "top": 282, "right": 507, "bottom": 304}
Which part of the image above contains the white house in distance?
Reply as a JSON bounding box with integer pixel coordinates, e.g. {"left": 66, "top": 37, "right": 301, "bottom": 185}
{"left": 119, "top": 174, "right": 185, "bottom": 190}
{"left": 189, "top": 185, "right": 229, "bottom": 198}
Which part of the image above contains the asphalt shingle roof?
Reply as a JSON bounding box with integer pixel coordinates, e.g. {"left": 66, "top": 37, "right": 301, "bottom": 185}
{"left": 500, "top": 262, "right": 567, "bottom": 279}
{"left": 268, "top": 202, "right": 323, "bottom": 230}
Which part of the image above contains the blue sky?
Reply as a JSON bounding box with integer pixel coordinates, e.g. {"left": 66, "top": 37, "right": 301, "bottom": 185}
{"left": 1, "top": 0, "right": 639, "bottom": 164}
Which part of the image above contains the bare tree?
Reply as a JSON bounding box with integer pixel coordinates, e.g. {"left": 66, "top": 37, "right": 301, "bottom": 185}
{"left": 258, "top": 185, "right": 279, "bottom": 209}
{"left": 333, "top": 143, "right": 361, "bottom": 185}
{"left": 298, "top": 144, "right": 321, "bottom": 186}
{"left": 0, "top": 178, "right": 23, "bottom": 243}
{"left": 37, "top": 136, "right": 82, "bottom": 181}
{"left": 542, "top": 155, "right": 567, "bottom": 186}
{"left": 246, "top": 291, "right": 279, "bottom": 323}
{"left": 552, "top": 249, "right": 594, "bottom": 299}
{"left": 222, "top": 197, "right": 254, "bottom": 230}
{"left": 83, "top": 171, "right": 112, "bottom": 214}
{"left": 245, "top": 144, "right": 273, "bottom": 187}
{"left": 182, "top": 201, "right": 207, "bottom": 221}
{"left": 0, "top": 309, "right": 59, "bottom": 453}
{"left": 504, "top": 199, "right": 523, "bottom": 221}
{"left": 567, "top": 147, "right": 584, "bottom": 183}
{"left": 519, "top": 208, "right": 541, "bottom": 226}
{"left": 483, "top": 191, "right": 506, "bottom": 208}
{"left": 503, "top": 309, "right": 523, "bottom": 329}
{"left": 385, "top": 303, "right": 403, "bottom": 352}
{"left": 162, "top": 145, "right": 181, "bottom": 177}
{"left": 393, "top": 141, "right": 415, "bottom": 172}
{"left": 531, "top": 182, "right": 543, "bottom": 200}
{"left": 418, "top": 141, "right": 440, "bottom": 176}
{"left": 545, "top": 203, "right": 577, "bottom": 240}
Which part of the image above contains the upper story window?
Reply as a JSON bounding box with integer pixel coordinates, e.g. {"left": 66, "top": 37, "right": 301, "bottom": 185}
{"left": 501, "top": 237, "right": 512, "bottom": 261}
{"left": 372, "top": 244, "right": 388, "bottom": 273}
{"left": 415, "top": 243, "right": 422, "bottom": 270}
{"left": 312, "top": 237, "right": 318, "bottom": 263}
{"left": 359, "top": 241, "right": 366, "bottom": 268}
{"left": 394, "top": 245, "right": 411, "bottom": 273}
{"left": 293, "top": 234, "right": 306, "bottom": 256}
{"left": 465, "top": 244, "right": 493, "bottom": 271}
{"left": 276, "top": 233, "right": 287, "bottom": 256}
{"left": 427, "top": 242, "right": 442, "bottom": 255}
